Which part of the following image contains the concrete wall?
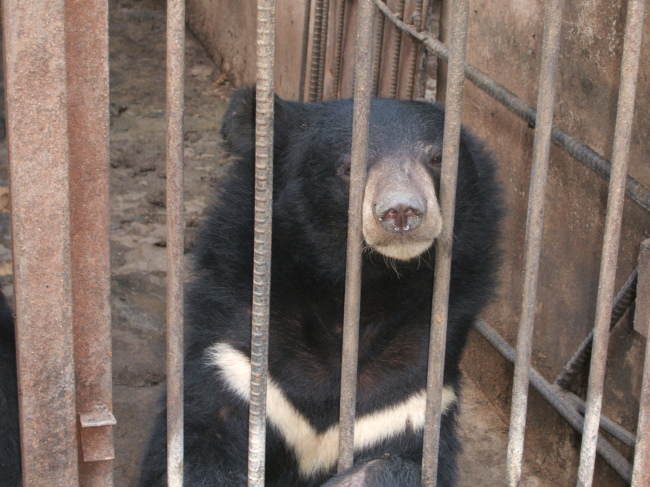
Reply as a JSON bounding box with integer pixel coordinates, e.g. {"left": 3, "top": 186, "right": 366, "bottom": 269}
{"left": 439, "top": 0, "right": 650, "bottom": 484}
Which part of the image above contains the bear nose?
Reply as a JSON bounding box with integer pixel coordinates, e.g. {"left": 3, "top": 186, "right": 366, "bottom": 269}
{"left": 375, "top": 194, "right": 426, "bottom": 233}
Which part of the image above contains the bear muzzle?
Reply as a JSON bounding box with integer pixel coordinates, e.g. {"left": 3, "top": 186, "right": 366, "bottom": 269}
{"left": 362, "top": 159, "right": 442, "bottom": 261}
{"left": 375, "top": 193, "right": 426, "bottom": 234}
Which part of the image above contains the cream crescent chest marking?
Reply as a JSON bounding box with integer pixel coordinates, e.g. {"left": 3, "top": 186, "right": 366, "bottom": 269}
{"left": 206, "top": 342, "right": 457, "bottom": 477}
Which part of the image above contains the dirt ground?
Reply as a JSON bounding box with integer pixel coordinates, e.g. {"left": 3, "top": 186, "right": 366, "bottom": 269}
{"left": 0, "top": 0, "right": 545, "bottom": 485}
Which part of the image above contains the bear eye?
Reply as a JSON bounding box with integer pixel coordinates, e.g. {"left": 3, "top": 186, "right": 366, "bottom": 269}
{"left": 428, "top": 154, "right": 442, "bottom": 168}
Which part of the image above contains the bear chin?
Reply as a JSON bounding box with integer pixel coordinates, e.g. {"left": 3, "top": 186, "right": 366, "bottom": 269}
{"left": 368, "top": 239, "right": 435, "bottom": 261}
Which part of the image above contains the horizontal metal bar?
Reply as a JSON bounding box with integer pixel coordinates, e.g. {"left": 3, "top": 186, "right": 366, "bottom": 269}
{"left": 475, "top": 319, "right": 632, "bottom": 483}
{"left": 373, "top": 0, "right": 650, "bottom": 214}
{"left": 557, "top": 391, "right": 636, "bottom": 449}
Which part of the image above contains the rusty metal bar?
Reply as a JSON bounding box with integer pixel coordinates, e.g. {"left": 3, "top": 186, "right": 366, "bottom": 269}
{"left": 554, "top": 267, "right": 638, "bottom": 391}
{"left": 299, "top": 0, "right": 313, "bottom": 101}
{"left": 559, "top": 391, "right": 636, "bottom": 449}
{"left": 248, "top": 0, "right": 276, "bottom": 484}
{"left": 3, "top": 0, "right": 80, "bottom": 484}
{"left": 373, "top": 0, "right": 650, "bottom": 214}
{"left": 404, "top": 0, "right": 424, "bottom": 99}
{"left": 308, "top": 0, "right": 329, "bottom": 101}
{"left": 420, "top": 0, "right": 469, "bottom": 484}
{"left": 387, "top": 0, "right": 405, "bottom": 97}
{"left": 337, "top": 0, "right": 374, "bottom": 472}
{"left": 577, "top": 0, "right": 645, "bottom": 484}
{"left": 166, "top": 0, "right": 185, "bottom": 485}
{"left": 633, "top": 337, "right": 650, "bottom": 487}
{"left": 316, "top": 0, "right": 331, "bottom": 101}
{"left": 372, "top": 7, "right": 385, "bottom": 95}
{"left": 66, "top": 0, "right": 114, "bottom": 483}
{"left": 506, "top": 1, "right": 564, "bottom": 485}
{"left": 330, "top": 0, "right": 347, "bottom": 98}
{"left": 475, "top": 319, "right": 633, "bottom": 483}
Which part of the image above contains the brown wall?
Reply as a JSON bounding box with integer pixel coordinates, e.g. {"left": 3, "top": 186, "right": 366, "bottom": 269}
{"left": 441, "top": 0, "right": 650, "bottom": 485}
{"left": 186, "top": 0, "right": 306, "bottom": 99}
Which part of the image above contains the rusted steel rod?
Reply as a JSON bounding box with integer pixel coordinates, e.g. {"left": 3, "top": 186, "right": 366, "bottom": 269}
{"left": 559, "top": 391, "right": 636, "bottom": 449}
{"left": 3, "top": 0, "right": 79, "bottom": 484}
{"left": 248, "top": 0, "right": 276, "bottom": 484}
{"left": 336, "top": 0, "right": 374, "bottom": 472}
{"left": 506, "top": 1, "right": 564, "bottom": 485}
{"left": 330, "top": 0, "right": 347, "bottom": 99}
{"left": 166, "top": 0, "right": 185, "bottom": 485}
{"left": 66, "top": 0, "right": 114, "bottom": 483}
{"left": 420, "top": 0, "right": 469, "bottom": 485}
{"left": 475, "top": 319, "right": 633, "bottom": 483}
{"left": 404, "top": 0, "right": 425, "bottom": 100}
{"left": 554, "top": 267, "right": 638, "bottom": 391}
{"left": 577, "top": 1, "right": 646, "bottom": 484}
{"left": 373, "top": 0, "right": 650, "bottom": 214}
{"left": 299, "top": 0, "right": 313, "bottom": 102}
{"left": 372, "top": 8, "right": 386, "bottom": 95}
{"left": 387, "top": 0, "right": 406, "bottom": 97}
{"left": 632, "top": 261, "right": 650, "bottom": 486}
{"left": 308, "top": 0, "right": 327, "bottom": 102}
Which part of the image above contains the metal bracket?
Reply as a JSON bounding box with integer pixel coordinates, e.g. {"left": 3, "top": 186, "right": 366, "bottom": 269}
{"left": 79, "top": 403, "right": 117, "bottom": 462}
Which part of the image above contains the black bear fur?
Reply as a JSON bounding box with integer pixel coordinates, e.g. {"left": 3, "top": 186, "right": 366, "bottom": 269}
{"left": 141, "top": 88, "right": 502, "bottom": 487}
{"left": 0, "top": 289, "right": 21, "bottom": 487}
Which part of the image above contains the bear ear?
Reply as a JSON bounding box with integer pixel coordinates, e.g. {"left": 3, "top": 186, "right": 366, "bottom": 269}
{"left": 220, "top": 87, "right": 293, "bottom": 159}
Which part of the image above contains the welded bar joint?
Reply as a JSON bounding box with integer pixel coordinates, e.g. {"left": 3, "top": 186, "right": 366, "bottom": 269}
{"left": 420, "top": 1, "right": 470, "bottom": 485}
{"left": 506, "top": 1, "right": 564, "bottom": 485}
{"left": 577, "top": 1, "right": 646, "bottom": 484}
{"left": 248, "top": 0, "right": 276, "bottom": 484}
{"left": 337, "top": 0, "right": 375, "bottom": 472}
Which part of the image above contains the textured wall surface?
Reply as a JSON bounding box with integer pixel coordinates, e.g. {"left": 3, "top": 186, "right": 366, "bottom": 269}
{"left": 441, "top": 1, "right": 650, "bottom": 485}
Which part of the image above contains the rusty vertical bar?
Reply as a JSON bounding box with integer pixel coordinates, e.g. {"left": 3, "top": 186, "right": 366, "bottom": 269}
{"left": 387, "top": 0, "right": 405, "bottom": 97}
{"left": 66, "top": 0, "right": 114, "bottom": 484}
{"left": 420, "top": 0, "right": 469, "bottom": 485}
{"left": 577, "top": 0, "right": 646, "bottom": 485}
{"left": 309, "top": 0, "right": 326, "bottom": 101}
{"left": 299, "top": 0, "right": 313, "bottom": 101}
{"left": 2, "top": 0, "right": 80, "bottom": 485}
{"left": 166, "top": 0, "right": 185, "bottom": 485}
{"left": 404, "top": 0, "right": 425, "bottom": 99}
{"left": 330, "top": 0, "right": 347, "bottom": 98}
{"left": 633, "top": 339, "right": 650, "bottom": 487}
{"left": 337, "top": 0, "right": 374, "bottom": 472}
{"left": 248, "top": 0, "right": 275, "bottom": 483}
{"left": 316, "top": 0, "right": 331, "bottom": 101}
{"left": 372, "top": 8, "right": 385, "bottom": 95}
{"left": 506, "top": 1, "right": 564, "bottom": 485}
